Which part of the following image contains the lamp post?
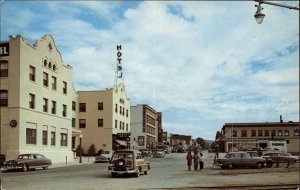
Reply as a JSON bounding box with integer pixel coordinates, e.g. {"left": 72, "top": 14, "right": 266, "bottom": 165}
{"left": 79, "top": 134, "right": 83, "bottom": 163}
{"left": 254, "top": 0, "right": 299, "bottom": 24}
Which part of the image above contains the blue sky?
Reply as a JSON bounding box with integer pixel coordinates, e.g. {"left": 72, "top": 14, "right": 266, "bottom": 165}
{"left": 1, "top": 1, "right": 299, "bottom": 140}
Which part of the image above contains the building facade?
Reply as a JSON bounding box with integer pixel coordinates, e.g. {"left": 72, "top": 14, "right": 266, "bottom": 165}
{"left": 130, "top": 104, "right": 158, "bottom": 151}
{"left": 0, "top": 35, "right": 76, "bottom": 162}
{"left": 77, "top": 83, "right": 131, "bottom": 153}
{"left": 221, "top": 119, "right": 299, "bottom": 153}
{"left": 170, "top": 134, "right": 192, "bottom": 152}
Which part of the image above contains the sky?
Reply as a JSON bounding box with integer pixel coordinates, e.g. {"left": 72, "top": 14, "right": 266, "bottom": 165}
{"left": 0, "top": 1, "right": 299, "bottom": 140}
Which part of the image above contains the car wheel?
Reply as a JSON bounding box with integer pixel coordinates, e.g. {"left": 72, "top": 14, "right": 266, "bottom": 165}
{"left": 221, "top": 165, "right": 226, "bottom": 169}
{"left": 266, "top": 161, "right": 273, "bottom": 168}
{"left": 227, "top": 164, "right": 233, "bottom": 170}
{"left": 43, "top": 166, "right": 48, "bottom": 170}
{"left": 111, "top": 172, "right": 117, "bottom": 177}
{"left": 22, "top": 164, "right": 28, "bottom": 172}
{"left": 256, "top": 162, "right": 263, "bottom": 169}
{"left": 144, "top": 170, "right": 148, "bottom": 175}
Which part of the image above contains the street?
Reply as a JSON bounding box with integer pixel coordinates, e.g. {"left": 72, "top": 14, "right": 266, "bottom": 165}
{"left": 0, "top": 152, "right": 299, "bottom": 190}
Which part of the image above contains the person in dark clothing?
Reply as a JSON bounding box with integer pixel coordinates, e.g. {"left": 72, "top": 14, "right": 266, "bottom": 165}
{"left": 186, "top": 151, "right": 193, "bottom": 171}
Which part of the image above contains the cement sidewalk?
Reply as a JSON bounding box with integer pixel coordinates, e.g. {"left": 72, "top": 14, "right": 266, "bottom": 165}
{"left": 51, "top": 156, "right": 96, "bottom": 168}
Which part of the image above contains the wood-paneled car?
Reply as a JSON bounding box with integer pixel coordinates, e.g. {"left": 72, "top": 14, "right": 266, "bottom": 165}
{"left": 108, "top": 150, "right": 150, "bottom": 177}
{"left": 3, "top": 154, "right": 52, "bottom": 172}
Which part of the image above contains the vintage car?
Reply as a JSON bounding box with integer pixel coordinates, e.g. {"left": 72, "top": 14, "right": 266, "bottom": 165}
{"left": 94, "top": 150, "right": 113, "bottom": 163}
{"left": 262, "top": 152, "right": 298, "bottom": 163}
{"left": 215, "top": 151, "right": 266, "bottom": 169}
{"left": 152, "top": 150, "right": 165, "bottom": 158}
{"left": 3, "top": 153, "right": 52, "bottom": 172}
{"left": 108, "top": 150, "right": 150, "bottom": 177}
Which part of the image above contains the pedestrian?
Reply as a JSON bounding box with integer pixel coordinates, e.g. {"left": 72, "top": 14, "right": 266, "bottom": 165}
{"left": 193, "top": 151, "right": 199, "bottom": 171}
{"left": 186, "top": 151, "right": 193, "bottom": 171}
{"left": 199, "top": 152, "right": 204, "bottom": 170}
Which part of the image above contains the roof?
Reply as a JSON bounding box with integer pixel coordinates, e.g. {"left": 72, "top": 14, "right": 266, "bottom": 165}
{"left": 222, "top": 122, "right": 299, "bottom": 129}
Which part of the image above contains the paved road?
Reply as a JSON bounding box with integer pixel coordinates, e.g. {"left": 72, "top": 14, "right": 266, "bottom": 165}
{"left": 0, "top": 152, "right": 299, "bottom": 190}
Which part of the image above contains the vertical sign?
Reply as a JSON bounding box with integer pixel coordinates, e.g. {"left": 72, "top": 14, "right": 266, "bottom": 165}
{"left": 0, "top": 43, "right": 9, "bottom": 57}
{"left": 116, "top": 45, "right": 123, "bottom": 78}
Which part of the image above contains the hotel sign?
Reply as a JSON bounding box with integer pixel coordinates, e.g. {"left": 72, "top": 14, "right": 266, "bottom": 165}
{"left": 0, "top": 43, "right": 9, "bottom": 57}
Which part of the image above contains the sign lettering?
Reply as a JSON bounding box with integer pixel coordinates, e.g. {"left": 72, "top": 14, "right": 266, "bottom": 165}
{"left": 0, "top": 43, "right": 9, "bottom": 57}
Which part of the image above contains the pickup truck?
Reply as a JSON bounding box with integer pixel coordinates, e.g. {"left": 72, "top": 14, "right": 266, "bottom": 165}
{"left": 215, "top": 151, "right": 266, "bottom": 169}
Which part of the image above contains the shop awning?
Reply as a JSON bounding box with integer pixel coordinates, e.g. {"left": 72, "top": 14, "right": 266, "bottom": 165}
{"left": 114, "top": 140, "right": 128, "bottom": 146}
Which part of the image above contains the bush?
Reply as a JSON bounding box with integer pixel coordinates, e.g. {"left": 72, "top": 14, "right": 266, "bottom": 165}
{"left": 88, "top": 144, "right": 96, "bottom": 156}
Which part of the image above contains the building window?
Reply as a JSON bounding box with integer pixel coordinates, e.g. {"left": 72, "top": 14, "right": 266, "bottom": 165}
{"left": 126, "top": 124, "right": 128, "bottom": 131}
{"left": 98, "top": 119, "right": 103, "bottom": 127}
{"left": 51, "top": 132, "right": 56, "bottom": 146}
{"left": 29, "top": 93, "right": 35, "bottom": 109}
{"left": 52, "top": 76, "right": 57, "bottom": 90}
{"left": 271, "top": 130, "right": 276, "bottom": 137}
{"left": 79, "top": 119, "right": 86, "bottom": 128}
{"left": 251, "top": 130, "right": 256, "bottom": 137}
{"left": 51, "top": 101, "right": 56, "bottom": 114}
{"left": 264, "top": 130, "right": 269, "bottom": 136}
{"left": 232, "top": 130, "right": 237, "bottom": 137}
{"left": 42, "top": 130, "right": 48, "bottom": 145}
{"left": 0, "top": 90, "right": 8, "bottom": 107}
{"left": 26, "top": 128, "right": 36, "bottom": 144}
{"left": 115, "top": 104, "right": 118, "bottom": 113}
{"left": 79, "top": 103, "right": 86, "bottom": 112}
{"left": 294, "top": 130, "right": 299, "bottom": 136}
{"left": 72, "top": 101, "right": 76, "bottom": 111}
{"left": 278, "top": 130, "right": 283, "bottom": 136}
{"left": 241, "top": 130, "right": 247, "bottom": 137}
{"left": 60, "top": 133, "right": 68, "bottom": 146}
{"left": 126, "top": 109, "right": 128, "bottom": 117}
{"left": 115, "top": 120, "right": 117, "bottom": 129}
{"left": 286, "top": 140, "right": 290, "bottom": 144}
{"left": 29, "top": 65, "right": 35, "bottom": 81}
{"left": 43, "top": 98, "right": 48, "bottom": 112}
{"left": 44, "top": 59, "right": 47, "bottom": 67}
{"left": 258, "top": 130, "right": 263, "bottom": 137}
{"left": 62, "top": 104, "right": 67, "bottom": 117}
{"left": 98, "top": 102, "right": 103, "bottom": 110}
{"left": 284, "top": 130, "right": 289, "bottom": 136}
{"left": 120, "top": 106, "right": 122, "bottom": 114}
{"left": 63, "top": 81, "right": 67, "bottom": 94}
{"left": 43, "top": 72, "right": 49, "bottom": 87}
{"left": 72, "top": 118, "right": 75, "bottom": 128}
{"left": 119, "top": 121, "right": 122, "bottom": 130}
{"left": 0, "top": 60, "right": 8, "bottom": 77}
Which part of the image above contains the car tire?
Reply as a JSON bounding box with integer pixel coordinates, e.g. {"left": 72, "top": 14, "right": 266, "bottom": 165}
{"left": 111, "top": 172, "right": 117, "bottom": 177}
{"left": 227, "top": 164, "right": 233, "bottom": 170}
{"left": 22, "top": 164, "right": 28, "bottom": 172}
{"left": 266, "top": 161, "right": 273, "bottom": 168}
{"left": 221, "top": 165, "right": 226, "bottom": 169}
{"left": 256, "top": 162, "right": 263, "bottom": 169}
{"left": 144, "top": 170, "right": 148, "bottom": 175}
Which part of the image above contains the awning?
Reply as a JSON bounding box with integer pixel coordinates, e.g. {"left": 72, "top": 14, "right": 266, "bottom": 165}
{"left": 114, "top": 140, "right": 128, "bottom": 146}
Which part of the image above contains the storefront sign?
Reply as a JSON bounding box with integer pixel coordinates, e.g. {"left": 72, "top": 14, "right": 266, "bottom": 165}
{"left": 0, "top": 43, "right": 9, "bottom": 57}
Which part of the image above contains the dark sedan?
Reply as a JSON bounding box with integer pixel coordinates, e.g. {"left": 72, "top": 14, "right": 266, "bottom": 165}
{"left": 2, "top": 153, "right": 52, "bottom": 172}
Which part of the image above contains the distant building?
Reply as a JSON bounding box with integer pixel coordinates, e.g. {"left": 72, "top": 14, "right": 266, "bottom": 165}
{"left": 77, "top": 83, "right": 131, "bottom": 153}
{"left": 170, "top": 134, "right": 192, "bottom": 152}
{"left": 130, "top": 104, "right": 158, "bottom": 150}
{"left": 221, "top": 116, "right": 299, "bottom": 153}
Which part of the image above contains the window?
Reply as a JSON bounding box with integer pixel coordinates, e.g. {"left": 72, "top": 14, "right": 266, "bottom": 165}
{"left": 115, "top": 120, "right": 118, "bottom": 129}
{"left": 51, "top": 101, "right": 56, "bottom": 114}
{"left": 119, "top": 121, "right": 122, "bottom": 130}
{"left": 264, "top": 130, "right": 269, "bottom": 136}
{"left": 271, "top": 130, "right": 276, "bottom": 137}
{"left": 60, "top": 133, "right": 68, "bottom": 146}
{"left": 278, "top": 130, "right": 283, "bottom": 136}
{"left": 52, "top": 76, "right": 57, "bottom": 90}
{"left": 44, "top": 59, "right": 47, "bottom": 67}
{"left": 126, "top": 109, "right": 128, "bottom": 117}
{"left": 258, "top": 130, "right": 263, "bottom": 137}
{"left": 115, "top": 104, "right": 118, "bottom": 113}
{"left": 51, "top": 132, "right": 56, "bottom": 146}
{"left": 43, "top": 72, "right": 49, "bottom": 87}
{"left": 72, "top": 118, "right": 75, "bottom": 128}
{"left": 120, "top": 106, "right": 122, "bottom": 114}
{"left": 241, "top": 130, "right": 247, "bottom": 137}
{"left": 286, "top": 140, "right": 290, "bottom": 144}
{"left": 29, "top": 66, "right": 35, "bottom": 81}
{"left": 126, "top": 124, "right": 128, "bottom": 131}
{"left": 0, "top": 60, "right": 8, "bottom": 77}
{"left": 42, "top": 130, "right": 48, "bottom": 145}
{"left": 0, "top": 90, "right": 8, "bottom": 107}
{"left": 98, "top": 102, "right": 103, "bottom": 110}
{"left": 72, "top": 101, "right": 76, "bottom": 111}
{"left": 251, "top": 130, "right": 256, "bottom": 137}
{"left": 62, "top": 104, "right": 67, "bottom": 117}
{"left": 43, "top": 98, "right": 48, "bottom": 112}
{"left": 98, "top": 119, "right": 103, "bottom": 127}
{"left": 26, "top": 128, "right": 36, "bottom": 144}
{"left": 284, "top": 130, "right": 289, "bottom": 136}
{"left": 28, "top": 93, "right": 35, "bottom": 109}
{"left": 63, "top": 81, "right": 67, "bottom": 94}
{"left": 79, "top": 119, "right": 86, "bottom": 128}
{"left": 79, "top": 103, "right": 86, "bottom": 112}
{"left": 232, "top": 130, "right": 237, "bottom": 137}
{"left": 294, "top": 130, "right": 299, "bottom": 136}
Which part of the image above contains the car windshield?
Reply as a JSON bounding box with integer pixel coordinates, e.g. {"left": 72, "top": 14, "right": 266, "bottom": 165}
{"left": 18, "top": 155, "right": 30, "bottom": 159}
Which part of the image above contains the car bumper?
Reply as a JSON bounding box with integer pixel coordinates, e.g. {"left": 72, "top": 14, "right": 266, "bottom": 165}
{"left": 108, "top": 167, "right": 138, "bottom": 174}
{"left": 2, "top": 164, "right": 23, "bottom": 170}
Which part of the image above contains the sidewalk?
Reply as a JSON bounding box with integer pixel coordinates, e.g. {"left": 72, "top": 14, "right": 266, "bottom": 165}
{"left": 51, "top": 156, "right": 96, "bottom": 168}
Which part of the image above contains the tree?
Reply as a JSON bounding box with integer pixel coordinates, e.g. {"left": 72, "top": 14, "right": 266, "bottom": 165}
{"left": 195, "top": 137, "right": 209, "bottom": 150}
{"left": 88, "top": 144, "right": 96, "bottom": 156}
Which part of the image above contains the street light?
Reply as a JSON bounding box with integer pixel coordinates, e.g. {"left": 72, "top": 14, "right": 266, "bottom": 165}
{"left": 254, "top": 0, "right": 299, "bottom": 24}
{"left": 79, "top": 134, "right": 83, "bottom": 163}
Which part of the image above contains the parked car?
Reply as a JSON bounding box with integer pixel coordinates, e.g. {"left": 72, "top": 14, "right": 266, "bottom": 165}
{"left": 94, "top": 150, "right": 113, "bottom": 163}
{"left": 0, "top": 154, "right": 5, "bottom": 166}
{"left": 215, "top": 151, "right": 266, "bottom": 169}
{"left": 152, "top": 150, "right": 165, "bottom": 158}
{"left": 141, "top": 150, "right": 152, "bottom": 157}
{"left": 262, "top": 152, "right": 298, "bottom": 163}
{"left": 247, "top": 151, "right": 273, "bottom": 168}
{"left": 3, "top": 154, "right": 52, "bottom": 172}
{"left": 108, "top": 150, "right": 150, "bottom": 177}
